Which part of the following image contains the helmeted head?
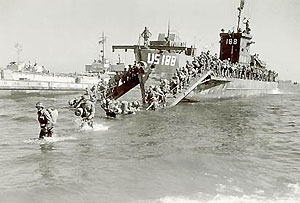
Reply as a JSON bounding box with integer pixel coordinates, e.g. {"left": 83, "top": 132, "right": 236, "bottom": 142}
{"left": 75, "top": 108, "right": 83, "bottom": 117}
{"left": 35, "top": 102, "right": 44, "bottom": 110}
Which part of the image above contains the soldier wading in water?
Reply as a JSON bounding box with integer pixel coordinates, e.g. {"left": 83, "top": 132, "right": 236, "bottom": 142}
{"left": 75, "top": 95, "right": 95, "bottom": 128}
{"left": 36, "top": 102, "right": 58, "bottom": 139}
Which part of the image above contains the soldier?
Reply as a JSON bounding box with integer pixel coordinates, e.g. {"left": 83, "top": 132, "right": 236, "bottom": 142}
{"left": 121, "top": 101, "right": 135, "bottom": 115}
{"left": 131, "top": 101, "right": 141, "bottom": 111}
{"left": 141, "top": 26, "right": 152, "bottom": 46}
{"left": 75, "top": 96, "right": 95, "bottom": 128}
{"left": 35, "top": 102, "right": 55, "bottom": 139}
{"left": 170, "top": 76, "right": 179, "bottom": 96}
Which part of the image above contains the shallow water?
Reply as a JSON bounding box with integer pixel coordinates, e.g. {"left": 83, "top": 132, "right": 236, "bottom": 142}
{"left": 0, "top": 85, "right": 299, "bottom": 203}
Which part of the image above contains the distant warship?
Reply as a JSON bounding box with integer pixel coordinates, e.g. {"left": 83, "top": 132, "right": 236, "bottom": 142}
{"left": 0, "top": 38, "right": 116, "bottom": 95}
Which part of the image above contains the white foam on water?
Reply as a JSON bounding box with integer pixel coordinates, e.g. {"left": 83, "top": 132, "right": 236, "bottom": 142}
{"left": 79, "top": 124, "right": 92, "bottom": 131}
{"left": 23, "top": 135, "right": 77, "bottom": 144}
{"left": 150, "top": 194, "right": 299, "bottom": 203}
{"left": 287, "top": 183, "right": 300, "bottom": 198}
{"left": 93, "top": 123, "right": 109, "bottom": 131}
{"left": 79, "top": 122, "right": 109, "bottom": 132}
{"left": 142, "top": 183, "right": 300, "bottom": 203}
{"left": 271, "top": 88, "right": 282, "bottom": 95}
{"left": 23, "top": 138, "right": 44, "bottom": 144}
{"left": 43, "top": 135, "right": 77, "bottom": 142}
{"left": 74, "top": 118, "right": 109, "bottom": 132}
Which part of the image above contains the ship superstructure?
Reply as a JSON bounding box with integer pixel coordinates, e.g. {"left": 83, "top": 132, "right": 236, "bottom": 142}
{"left": 86, "top": 33, "right": 125, "bottom": 74}
{"left": 112, "top": 26, "right": 196, "bottom": 79}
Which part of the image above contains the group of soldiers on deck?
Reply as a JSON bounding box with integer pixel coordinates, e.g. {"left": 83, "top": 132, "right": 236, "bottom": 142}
{"left": 143, "top": 51, "right": 278, "bottom": 110}
{"left": 90, "top": 63, "right": 144, "bottom": 101}
{"left": 193, "top": 51, "right": 278, "bottom": 82}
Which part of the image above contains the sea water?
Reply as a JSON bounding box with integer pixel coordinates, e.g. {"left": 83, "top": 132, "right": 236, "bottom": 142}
{"left": 0, "top": 85, "right": 299, "bottom": 203}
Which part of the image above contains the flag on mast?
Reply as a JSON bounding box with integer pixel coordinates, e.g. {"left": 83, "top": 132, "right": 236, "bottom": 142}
{"left": 240, "top": 0, "right": 245, "bottom": 10}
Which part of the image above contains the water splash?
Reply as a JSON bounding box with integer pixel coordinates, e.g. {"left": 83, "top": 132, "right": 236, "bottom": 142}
{"left": 23, "top": 135, "right": 77, "bottom": 144}
{"left": 80, "top": 123, "right": 109, "bottom": 131}
{"left": 43, "top": 136, "right": 77, "bottom": 142}
{"left": 271, "top": 88, "right": 283, "bottom": 95}
{"left": 93, "top": 123, "right": 109, "bottom": 131}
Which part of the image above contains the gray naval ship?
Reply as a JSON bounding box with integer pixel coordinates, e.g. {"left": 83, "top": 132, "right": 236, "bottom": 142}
{"left": 111, "top": 0, "right": 278, "bottom": 104}
{"left": 0, "top": 38, "right": 120, "bottom": 96}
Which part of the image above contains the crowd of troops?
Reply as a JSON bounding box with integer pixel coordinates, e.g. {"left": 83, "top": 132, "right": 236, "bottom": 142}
{"left": 69, "top": 87, "right": 141, "bottom": 124}
{"left": 69, "top": 51, "right": 279, "bottom": 124}
{"left": 36, "top": 46, "right": 278, "bottom": 137}
{"left": 143, "top": 51, "right": 278, "bottom": 110}
{"left": 68, "top": 64, "right": 144, "bottom": 124}
{"left": 192, "top": 51, "right": 278, "bottom": 82}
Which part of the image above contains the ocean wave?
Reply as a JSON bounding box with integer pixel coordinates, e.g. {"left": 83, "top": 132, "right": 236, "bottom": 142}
{"left": 139, "top": 183, "right": 300, "bottom": 203}
{"left": 142, "top": 194, "right": 299, "bottom": 203}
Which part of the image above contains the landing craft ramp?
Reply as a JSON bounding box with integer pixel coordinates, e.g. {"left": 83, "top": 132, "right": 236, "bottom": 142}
{"left": 106, "top": 64, "right": 152, "bottom": 100}
{"left": 166, "top": 71, "right": 213, "bottom": 107}
{"left": 166, "top": 72, "right": 232, "bottom": 107}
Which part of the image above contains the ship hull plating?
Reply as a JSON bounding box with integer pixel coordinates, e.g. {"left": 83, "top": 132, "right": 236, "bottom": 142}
{"left": 0, "top": 79, "right": 92, "bottom": 96}
{"left": 185, "top": 77, "right": 278, "bottom": 101}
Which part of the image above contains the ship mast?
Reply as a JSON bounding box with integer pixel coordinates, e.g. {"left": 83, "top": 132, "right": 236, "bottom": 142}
{"left": 167, "top": 20, "right": 170, "bottom": 41}
{"left": 14, "top": 43, "right": 22, "bottom": 65}
{"left": 99, "top": 32, "right": 107, "bottom": 62}
{"left": 237, "top": 0, "right": 245, "bottom": 32}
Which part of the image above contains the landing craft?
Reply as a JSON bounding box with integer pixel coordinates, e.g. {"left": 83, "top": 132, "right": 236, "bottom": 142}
{"left": 112, "top": 0, "right": 278, "bottom": 103}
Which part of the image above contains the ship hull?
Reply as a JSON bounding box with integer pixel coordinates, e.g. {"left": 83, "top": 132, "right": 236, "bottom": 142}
{"left": 185, "top": 77, "right": 278, "bottom": 101}
{"left": 0, "top": 89, "right": 82, "bottom": 97}
{"left": 0, "top": 79, "right": 93, "bottom": 96}
{"left": 0, "top": 69, "right": 110, "bottom": 96}
{"left": 0, "top": 79, "right": 92, "bottom": 90}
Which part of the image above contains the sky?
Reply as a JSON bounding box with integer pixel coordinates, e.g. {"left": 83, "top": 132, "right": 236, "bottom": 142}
{"left": 0, "top": 0, "right": 299, "bottom": 81}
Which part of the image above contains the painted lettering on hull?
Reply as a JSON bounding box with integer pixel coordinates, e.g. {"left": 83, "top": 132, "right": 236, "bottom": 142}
{"left": 147, "top": 53, "right": 177, "bottom": 66}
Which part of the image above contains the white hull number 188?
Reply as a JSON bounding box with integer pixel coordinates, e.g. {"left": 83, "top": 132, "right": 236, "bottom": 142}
{"left": 147, "top": 53, "right": 177, "bottom": 66}
{"left": 226, "top": 38, "right": 238, "bottom": 45}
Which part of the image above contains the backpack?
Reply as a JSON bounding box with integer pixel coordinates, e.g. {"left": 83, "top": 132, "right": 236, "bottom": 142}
{"left": 47, "top": 108, "right": 59, "bottom": 124}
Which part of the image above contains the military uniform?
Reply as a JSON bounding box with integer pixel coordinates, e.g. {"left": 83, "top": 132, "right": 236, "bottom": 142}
{"left": 36, "top": 103, "right": 53, "bottom": 139}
